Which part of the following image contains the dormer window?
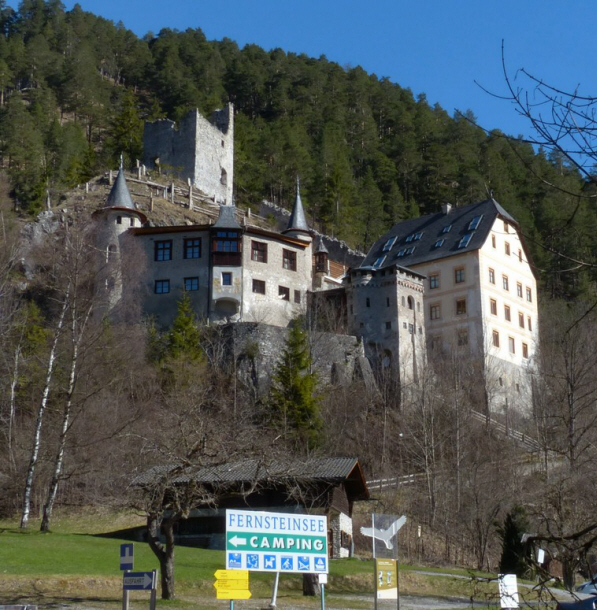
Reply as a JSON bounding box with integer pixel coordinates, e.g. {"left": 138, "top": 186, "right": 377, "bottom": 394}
{"left": 468, "top": 215, "right": 483, "bottom": 230}
{"left": 373, "top": 255, "right": 386, "bottom": 268}
{"left": 382, "top": 236, "right": 397, "bottom": 251}
{"left": 458, "top": 233, "right": 473, "bottom": 249}
{"left": 434, "top": 239, "right": 445, "bottom": 248}
{"left": 413, "top": 232, "right": 423, "bottom": 241}
{"left": 442, "top": 225, "right": 452, "bottom": 234}
{"left": 404, "top": 246, "right": 416, "bottom": 255}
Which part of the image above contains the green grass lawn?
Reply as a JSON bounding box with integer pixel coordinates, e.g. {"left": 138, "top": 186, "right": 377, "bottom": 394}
{"left": 0, "top": 509, "right": 541, "bottom": 609}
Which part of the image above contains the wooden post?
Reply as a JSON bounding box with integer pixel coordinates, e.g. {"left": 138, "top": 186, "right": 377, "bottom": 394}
{"left": 170, "top": 183, "right": 175, "bottom": 204}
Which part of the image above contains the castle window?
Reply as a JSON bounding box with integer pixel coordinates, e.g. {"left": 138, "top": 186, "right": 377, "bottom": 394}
{"left": 519, "top": 312, "right": 525, "bottom": 328}
{"left": 505, "top": 242, "right": 511, "bottom": 256}
{"left": 116, "top": 216, "right": 122, "bottom": 225}
{"left": 490, "top": 299, "right": 497, "bottom": 315}
{"left": 430, "top": 304, "right": 441, "bottom": 320}
{"left": 456, "top": 298, "right": 467, "bottom": 316}
{"left": 294, "top": 290, "right": 301, "bottom": 304}
{"left": 106, "top": 244, "right": 117, "bottom": 262}
{"left": 454, "top": 267, "right": 465, "bottom": 284}
{"left": 502, "top": 275, "right": 509, "bottom": 291}
{"left": 489, "top": 268, "right": 495, "bottom": 284}
{"left": 518, "top": 249, "right": 523, "bottom": 263}
{"left": 252, "top": 279, "right": 265, "bottom": 294}
{"left": 184, "top": 277, "right": 198, "bottom": 291}
{"left": 458, "top": 233, "right": 473, "bottom": 248}
{"left": 220, "top": 168, "right": 228, "bottom": 186}
{"left": 283, "top": 249, "right": 297, "bottom": 271}
{"left": 214, "top": 231, "right": 240, "bottom": 253}
{"left": 222, "top": 272, "right": 232, "bottom": 286}
{"left": 429, "top": 273, "right": 439, "bottom": 289}
{"left": 517, "top": 282, "right": 523, "bottom": 298}
{"left": 155, "top": 240, "right": 172, "bottom": 261}
{"left": 386, "top": 297, "right": 390, "bottom": 307}
{"left": 385, "top": 321, "right": 392, "bottom": 330}
{"left": 408, "top": 323, "right": 414, "bottom": 334}
{"left": 382, "top": 236, "right": 397, "bottom": 251}
{"left": 155, "top": 279, "right": 170, "bottom": 294}
{"left": 527, "top": 316, "right": 532, "bottom": 331}
{"left": 278, "top": 285, "right": 290, "bottom": 301}
{"left": 504, "top": 304, "right": 511, "bottom": 321}
{"left": 492, "top": 330, "right": 500, "bottom": 348}
{"left": 522, "top": 343, "right": 529, "bottom": 358}
{"left": 468, "top": 215, "right": 483, "bottom": 230}
{"left": 251, "top": 241, "right": 268, "bottom": 263}
{"left": 407, "top": 296, "right": 414, "bottom": 310}
{"left": 504, "top": 221, "right": 509, "bottom": 233}
{"left": 492, "top": 234, "right": 496, "bottom": 248}
{"left": 129, "top": 218, "right": 135, "bottom": 227}
{"left": 508, "top": 337, "right": 515, "bottom": 354}
{"left": 526, "top": 287, "right": 532, "bottom": 302}
{"left": 366, "top": 297, "right": 371, "bottom": 308}
{"left": 184, "top": 238, "right": 201, "bottom": 259}
{"left": 458, "top": 330, "right": 468, "bottom": 346}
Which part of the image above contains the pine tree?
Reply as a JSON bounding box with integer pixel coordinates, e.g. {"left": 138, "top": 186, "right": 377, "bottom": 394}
{"left": 269, "top": 318, "right": 322, "bottom": 451}
{"left": 498, "top": 506, "right": 529, "bottom": 578}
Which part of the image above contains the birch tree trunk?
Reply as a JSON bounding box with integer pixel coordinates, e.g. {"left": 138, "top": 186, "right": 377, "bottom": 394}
{"left": 40, "top": 297, "right": 92, "bottom": 532}
{"left": 20, "top": 283, "right": 70, "bottom": 529}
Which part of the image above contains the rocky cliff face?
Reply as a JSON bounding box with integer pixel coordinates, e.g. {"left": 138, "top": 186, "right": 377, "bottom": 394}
{"left": 221, "top": 322, "right": 377, "bottom": 398}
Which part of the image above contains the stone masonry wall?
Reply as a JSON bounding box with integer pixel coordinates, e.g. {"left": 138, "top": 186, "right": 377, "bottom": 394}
{"left": 221, "top": 322, "right": 371, "bottom": 398}
{"left": 143, "top": 105, "right": 234, "bottom": 205}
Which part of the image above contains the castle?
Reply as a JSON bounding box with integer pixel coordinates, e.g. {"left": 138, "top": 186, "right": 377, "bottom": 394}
{"left": 94, "top": 105, "right": 538, "bottom": 412}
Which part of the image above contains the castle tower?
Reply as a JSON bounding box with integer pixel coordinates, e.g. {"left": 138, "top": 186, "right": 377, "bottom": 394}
{"left": 92, "top": 163, "right": 147, "bottom": 310}
{"left": 143, "top": 104, "right": 234, "bottom": 205}
{"left": 209, "top": 205, "right": 243, "bottom": 322}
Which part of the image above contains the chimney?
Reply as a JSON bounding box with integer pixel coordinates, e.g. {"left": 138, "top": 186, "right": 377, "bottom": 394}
{"left": 441, "top": 202, "right": 452, "bottom": 215}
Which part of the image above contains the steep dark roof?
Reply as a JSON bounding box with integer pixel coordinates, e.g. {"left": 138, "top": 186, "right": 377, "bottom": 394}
{"left": 213, "top": 204, "right": 242, "bottom": 229}
{"left": 285, "top": 178, "right": 310, "bottom": 234}
{"left": 361, "top": 199, "right": 518, "bottom": 269}
{"left": 105, "top": 169, "right": 135, "bottom": 210}
{"left": 134, "top": 457, "right": 369, "bottom": 501}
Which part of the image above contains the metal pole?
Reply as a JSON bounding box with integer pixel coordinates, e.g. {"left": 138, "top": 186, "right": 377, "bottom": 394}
{"left": 372, "top": 514, "right": 377, "bottom": 610}
{"left": 269, "top": 571, "right": 280, "bottom": 608}
{"left": 230, "top": 601, "right": 234, "bottom": 610}
{"left": 122, "top": 570, "right": 129, "bottom": 610}
{"left": 321, "top": 583, "right": 325, "bottom": 610}
{"left": 396, "top": 537, "right": 400, "bottom": 610}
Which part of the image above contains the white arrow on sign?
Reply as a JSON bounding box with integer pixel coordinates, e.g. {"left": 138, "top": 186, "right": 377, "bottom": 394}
{"left": 124, "top": 572, "right": 154, "bottom": 589}
{"left": 229, "top": 535, "right": 247, "bottom": 547}
{"left": 360, "top": 515, "right": 406, "bottom": 550}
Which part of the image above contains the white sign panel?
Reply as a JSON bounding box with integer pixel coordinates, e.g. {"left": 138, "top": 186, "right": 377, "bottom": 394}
{"left": 498, "top": 573, "right": 519, "bottom": 609}
{"left": 225, "top": 509, "right": 328, "bottom": 574}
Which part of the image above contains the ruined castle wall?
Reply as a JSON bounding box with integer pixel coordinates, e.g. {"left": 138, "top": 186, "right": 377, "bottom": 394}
{"left": 143, "top": 105, "right": 234, "bottom": 205}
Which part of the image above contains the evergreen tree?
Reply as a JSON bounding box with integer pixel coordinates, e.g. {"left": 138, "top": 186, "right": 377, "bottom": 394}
{"left": 498, "top": 506, "right": 530, "bottom": 578}
{"left": 166, "top": 291, "right": 203, "bottom": 362}
{"left": 269, "top": 318, "right": 322, "bottom": 451}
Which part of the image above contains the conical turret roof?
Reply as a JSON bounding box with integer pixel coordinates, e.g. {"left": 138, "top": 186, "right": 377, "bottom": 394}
{"left": 284, "top": 177, "right": 310, "bottom": 239}
{"left": 105, "top": 167, "right": 135, "bottom": 210}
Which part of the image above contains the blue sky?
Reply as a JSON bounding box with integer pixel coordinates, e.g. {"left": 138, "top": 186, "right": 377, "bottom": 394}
{"left": 7, "top": 1, "right": 595, "bottom": 138}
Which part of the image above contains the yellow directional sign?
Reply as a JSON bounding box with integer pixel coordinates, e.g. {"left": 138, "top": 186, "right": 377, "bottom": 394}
{"left": 216, "top": 588, "right": 252, "bottom": 600}
{"left": 214, "top": 570, "right": 248, "bottom": 580}
{"left": 214, "top": 569, "right": 251, "bottom": 600}
{"left": 214, "top": 579, "right": 249, "bottom": 590}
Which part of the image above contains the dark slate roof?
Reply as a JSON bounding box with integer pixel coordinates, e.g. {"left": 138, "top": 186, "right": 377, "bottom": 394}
{"left": 105, "top": 169, "right": 135, "bottom": 210}
{"left": 361, "top": 199, "right": 518, "bottom": 269}
{"left": 213, "top": 204, "right": 242, "bottom": 229}
{"left": 133, "top": 457, "right": 369, "bottom": 500}
{"left": 285, "top": 179, "right": 310, "bottom": 233}
{"left": 315, "top": 238, "right": 329, "bottom": 254}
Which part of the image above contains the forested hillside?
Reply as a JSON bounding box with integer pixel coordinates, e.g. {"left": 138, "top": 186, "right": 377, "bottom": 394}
{"left": 0, "top": 1, "right": 595, "bottom": 299}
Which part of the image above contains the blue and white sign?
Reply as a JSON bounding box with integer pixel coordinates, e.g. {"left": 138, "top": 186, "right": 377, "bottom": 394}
{"left": 123, "top": 571, "right": 156, "bottom": 591}
{"left": 225, "top": 509, "right": 328, "bottom": 574}
{"left": 120, "top": 543, "right": 134, "bottom": 571}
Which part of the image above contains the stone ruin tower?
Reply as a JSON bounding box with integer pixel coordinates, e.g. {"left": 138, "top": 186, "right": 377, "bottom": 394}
{"left": 143, "top": 103, "right": 234, "bottom": 205}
